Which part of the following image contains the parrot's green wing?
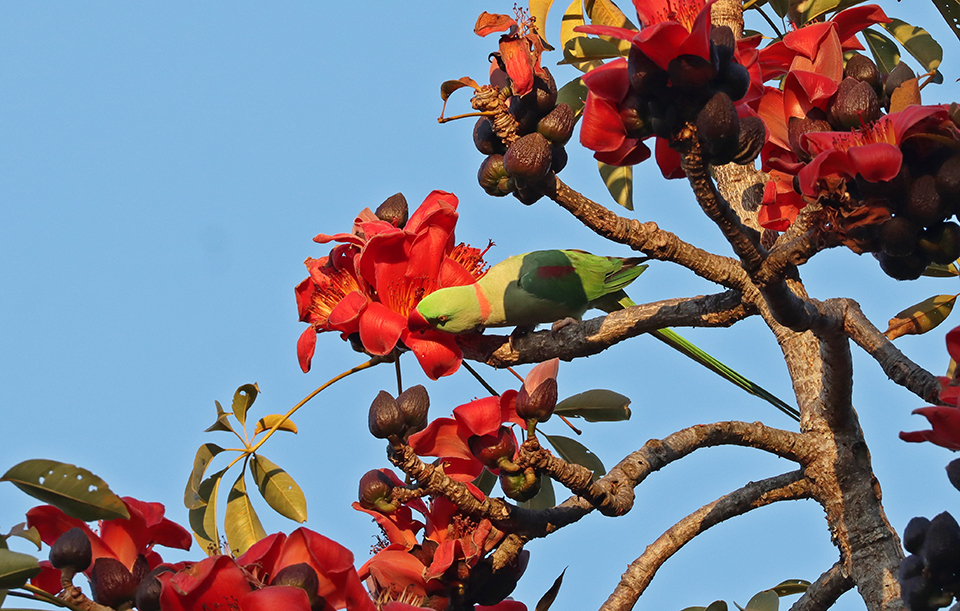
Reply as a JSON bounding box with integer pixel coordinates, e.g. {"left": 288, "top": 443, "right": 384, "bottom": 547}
{"left": 515, "top": 250, "right": 647, "bottom": 308}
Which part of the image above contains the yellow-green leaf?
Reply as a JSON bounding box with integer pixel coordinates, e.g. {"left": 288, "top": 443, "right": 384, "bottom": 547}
{"left": 885, "top": 294, "right": 958, "bottom": 340}
{"left": 554, "top": 389, "right": 631, "bottom": 421}
{"left": 559, "top": 36, "right": 622, "bottom": 68}
{"left": 560, "top": 0, "right": 585, "bottom": 51}
{"left": 556, "top": 77, "right": 588, "bottom": 120}
{"left": 932, "top": 0, "right": 960, "bottom": 47}
{"left": 0, "top": 549, "right": 41, "bottom": 589}
{"left": 742, "top": 590, "right": 779, "bottom": 611}
{"left": 206, "top": 400, "right": 235, "bottom": 433}
{"left": 250, "top": 455, "right": 308, "bottom": 523}
{"left": 771, "top": 579, "right": 810, "bottom": 596}
{"left": 232, "top": 383, "right": 259, "bottom": 427}
{"left": 863, "top": 27, "right": 901, "bottom": 73}
{"left": 1, "top": 460, "right": 129, "bottom": 522}
{"left": 882, "top": 18, "right": 942, "bottom": 73}
{"left": 253, "top": 415, "right": 298, "bottom": 436}
{"left": 544, "top": 434, "right": 606, "bottom": 479}
{"left": 5, "top": 524, "right": 40, "bottom": 551}
{"left": 224, "top": 471, "right": 266, "bottom": 556}
{"left": 598, "top": 162, "right": 633, "bottom": 210}
{"left": 534, "top": 567, "right": 566, "bottom": 611}
{"left": 924, "top": 261, "right": 960, "bottom": 277}
{"left": 189, "top": 468, "right": 226, "bottom": 556}
{"left": 184, "top": 443, "right": 224, "bottom": 510}
{"left": 530, "top": 0, "right": 556, "bottom": 47}
{"left": 584, "top": 0, "right": 635, "bottom": 54}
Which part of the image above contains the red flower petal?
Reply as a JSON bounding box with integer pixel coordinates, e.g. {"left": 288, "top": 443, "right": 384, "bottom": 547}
{"left": 581, "top": 58, "right": 630, "bottom": 103}
{"left": 454, "top": 396, "right": 504, "bottom": 438}
{"left": 500, "top": 37, "right": 536, "bottom": 97}
{"left": 655, "top": 137, "right": 685, "bottom": 179}
{"left": 327, "top": 290, "right": 368, "bottom": 335}
{"left": 846, "top": 143, "right": 903, "bottom": 183}
{"left": 408, "top": 417, "right": 474, "bottom": 461}
{"left": 947, "top": 325, "right": 960, "bottom": 364}
{"left": 359, "top": 302, "right": 406, "bottom": 356}
{"left": 633, "top": 21, "right": 694, "bottom": 70}
{"left": 581, "top": 95, "right": 627, "bottom": 154}
{"left": 298, "top": 327, "right": 318, "bottom": 373}
{"left": 573, "top": 23, "right": 638, "bottom": 42}
{"left": 401, "top": 328, "right": 463, "bottom": 380}
{"left": 241, "top": 586, "right": 313, "bottom": 611}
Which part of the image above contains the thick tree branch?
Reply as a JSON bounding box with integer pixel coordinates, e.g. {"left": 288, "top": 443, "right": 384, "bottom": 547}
{"left": 788, "top": 562, "right": 855, "bottom": 611}
{"left": 839, "top": 298, "right": 942, "bottom": 403}
{"left": 542, "top": 174, "right": 755, "bottom": 293}
{"left": 598, "top": 471, "right": 811, "bottom": 611}
{"left": 458, "top": 291, "right": 752, "bottom": 367}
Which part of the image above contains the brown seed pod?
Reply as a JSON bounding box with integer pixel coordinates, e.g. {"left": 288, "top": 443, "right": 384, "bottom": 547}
{"left": 474, "top": 116, "right": 507, "bottom": 155}
{"left": 478, "top": 154, "right": 515, "bottom": 197}
{"left": 537, "top": 103, "right": 575, "bottom": 144}
{"left": 503, "top": 132, "right": 553, "bottom": 182}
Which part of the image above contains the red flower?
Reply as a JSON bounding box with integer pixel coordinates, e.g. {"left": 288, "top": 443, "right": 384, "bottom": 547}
{"left": 474, "top": 10, "right": 548, "bottom": 97}
{"left": 900, "top": 406, "right": 960, "bottom": 450}
{"left": 158, "top": 555, "right": 255, "bottom": 611}
{"left": 27, "top": 496, "right": 192, "bottom": 594}
{"left": 576, "top": 0, "right": 714, "bottom": 71}
{"left": 798, "top": 105, "right": 952, "bottom": 197}
{"left": 296, "top": 191, "right": 488, "bottom": 379}
{"left": 237, "top": 527, "right": 376, "bottom": 611}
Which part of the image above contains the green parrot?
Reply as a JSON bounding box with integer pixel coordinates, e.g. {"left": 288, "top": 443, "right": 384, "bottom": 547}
{"left": 410, "top": 250, "right": 798, "bottom": 420}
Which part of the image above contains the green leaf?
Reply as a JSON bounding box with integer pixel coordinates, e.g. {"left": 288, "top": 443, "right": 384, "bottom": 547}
{"left": 772, "top": 579, "right": 811, "bottom": 596}
{"left": 554, "top": 389, "right": 631, "bottom": 422}
{"left": 932, "top": 0, "right": 960, "bottom": 47}
{"left": 797, "top": 0, "right": 868, "bottom": 24}
{"left": 232, "top": 383, "right": 259, "bottom": 428}
{"left": 885, "top": 294, "right": 958, "bottom": 340}
{"left": 0, "top": 460, "right": 129, "bottom": 522}
{"left": 471, "top": 468, "right": 498, "bottom": 497}
{"left": 5, "top": 524, "right": 40, "bottom": 551}
{"left": 224, "top": 471, "right": 266, "bottom": 556}
{"left": 882, "top": 18, "right": 942, "bottom": 73}
{"left": 769, "top": 0, "right": 790, "bottom": 18}
{"left": 253, "top": 415, "right": 298, "bottom": 436}
{"left": 185, "top": 443, "right": 224, "bottom": 510}
{"left": 706, "top": 601, "right": 729, "bottom": 611}
{"left": 924, "top": 261, "right": 960, "bottom": 277}
{"left": 559, "top": 36, "right": 622, "bottom": 66}
{"left": 206, "top": 400, "right": 235, "bottom": 433}
{"left": 530, "top": 0, "right": 556, "bottom": 47}
{"left": 250, "top": 455, "right": 308, "bottom": 523}
{"left": 519, "top": 475, "right": 556, "bottom": 510}
{"left": 535, "top": 567, "right": 566, "bottom": 611}
{"left": 743, "top": 590, "right": 779, "bottom": 611}
{"left": 598, "top": 162, "right": 633, "bottom": 210}
{"left": 544, "top": 434, "right": 606, "bottom": 479}
{"left": 863, "top": 27, "right": 901, "bottom": 73}
{"left": 189, "top": 468, "right": 226, "bottom": 556}
{"left": 0, "top": 549, "right": 40, "bottom": 590}
{"left": 556, "top": 77, "right": 588, "bottom": 120}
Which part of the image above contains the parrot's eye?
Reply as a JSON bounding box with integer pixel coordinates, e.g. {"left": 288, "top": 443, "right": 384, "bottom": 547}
{"left": 437, "top": 315, "right": 449, "bottom": 324}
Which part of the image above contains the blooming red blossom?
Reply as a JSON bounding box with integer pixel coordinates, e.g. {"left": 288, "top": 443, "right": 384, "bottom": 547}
{"left": 296, "top": 191, "right": 489, "bottom": 380}
{"left": 27, "top": 496, "right": 192, "bottom": 594}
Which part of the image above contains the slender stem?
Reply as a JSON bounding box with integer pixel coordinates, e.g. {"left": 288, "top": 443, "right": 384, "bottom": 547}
{"left": 461, "top": 361, "right": 500, "bottom": 397}
{"left": 506, "top": 366, "right": 525, "bottom": 383}
{"left": 557, "top": 414, "right": 583, "bottom": 435}
{"left": 437, "top": 110, "right": 496, "bottom": 123}
{"left": 226, "top": 357, "right": 382, "bottom": 469}
{"left": 395, "top": 357, "right": 403, "bottom": 395}
{"left": 21, "top": 585, "right": 86, "bottom": 611}
{"left": 754, "top": 5, "right": 783, "bottom": 37}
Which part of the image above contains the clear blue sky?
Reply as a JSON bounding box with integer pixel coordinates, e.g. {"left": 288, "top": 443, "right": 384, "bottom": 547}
{"left": 2, "top": 3, "right": 960, "bottom": 610}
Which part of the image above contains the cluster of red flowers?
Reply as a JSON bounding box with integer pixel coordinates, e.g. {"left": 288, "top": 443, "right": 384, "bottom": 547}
{"left": 296, "top": 191, "right": 488, "bottom": 380}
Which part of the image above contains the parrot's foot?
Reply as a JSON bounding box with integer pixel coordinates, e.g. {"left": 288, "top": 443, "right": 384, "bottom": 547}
{"left": 551, "top": 317, "right": 579, "bottom": 331}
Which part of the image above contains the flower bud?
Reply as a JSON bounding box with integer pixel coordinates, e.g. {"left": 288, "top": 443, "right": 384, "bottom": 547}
{"left": 884, "top": 61, "right": 916, "bottom": 100}
{"left": 474, "top": 117, "right": 507, "bottom": 155}
{"left": 503, "top": 133, "right": 553, "bottom": 182}
{"left": 49, "top": 527, "right": 92, "bottom": 575}
{"left": 696, "top": 91, "right": 740, "bottom": 164}
{"left": 90, "top": 557, "right": 139, "bottom": 609}
{"left": 907, "top": 174, "right": 947, "bottom": 226}
{"left": 537, "top": 103, "right": 575, "bottom": 145}
{"left": 904, "top": 516, "right": 931, "bottom": 555}
{"left": 358, "top": 470, "right": 398, "bottom": 514}
{"left": 396, "top": 385, "right": 429, "bottom": 438}
{"left": 667, "top": 53, "right": 718, "bottom": 89}
{"left": 551, "top": 144, "right": 568, "bottom": 173}
{"left": 375, "top": 193, "right": 408, "bottom": 228}
{"left": 731, "top": 116, "right": 766, "bottom": 165}
{"left": 828, "top": 77, "right": 880, "bottom": 130}
{"left": 499, "top": 470, "right": 541, "bottom": 502}
{"left": 787, "top": 115, "right": 831, "bottom": 161}
{"left": 468, "top": 427, "right": 518, "bottom": 470}
{"left": 919, "top": 222, "right": 960, "bottom": 264}
{"left": 879, "top": 216, "right": 921, "bottom": 257}
{"left": 844, "top": 53, "right": 881, "bottom": 92}
{"left": 948, "top": 458, "right": 960, "bottom": 493}
{"left": 628, "top": 46, "right": 667, "bottom": 94}
{"left": 368, "top": 391, "right": 405, "bottom": 440}
{"left": 516, "top": 377, "right": 558, "bottom": 423}
{"left": 272, "top": 562, "right": 326, "bottom": 610}
{"left": 876, "top": 251, "right": 929, "bottom": 281}
{"left": 136, "top": 566, "right": 174, "bottom": 611}
{"left": 710, "top": 26, "right": 736, "bottom": 69}
{"left": 920, "top": 512, "right": 960, "bottom": 573}
{"left": 478, "top": 154, "right": 515, "bottom": 197}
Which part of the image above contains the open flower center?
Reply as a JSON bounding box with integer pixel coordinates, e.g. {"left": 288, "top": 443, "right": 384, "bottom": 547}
{"left": 309, "top": 266, "right": 363, "bottom": 323}
{"left": 450, "top": 241, "right": 492, "bottom": 280}
{"left": 827, "top": 116, "right": 896, "bottom": 152}
{"left": 382, "top": 275, "right": 440, "bottom": 317}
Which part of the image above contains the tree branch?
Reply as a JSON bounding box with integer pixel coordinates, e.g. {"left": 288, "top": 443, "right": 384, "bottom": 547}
{"left": 788, "top": 562, "right": 855, "bottom": 611}
{"left": 598, "top": 471, "right": 812, "bottom": 611}
{"left": 839, "top": 298, "right": 942, "bottom": 403}
{"left": 458, "top": 291, "right": 752, "bottom": 367}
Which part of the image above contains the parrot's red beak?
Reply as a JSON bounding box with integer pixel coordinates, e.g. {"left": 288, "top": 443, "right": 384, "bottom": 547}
{"left": 407, "top": 308, "right": 431, "bottom": 332}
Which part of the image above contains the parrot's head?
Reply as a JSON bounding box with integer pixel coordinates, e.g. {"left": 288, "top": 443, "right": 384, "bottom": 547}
{"left": 408, "top": 285, "right": 483, "bottom": 334}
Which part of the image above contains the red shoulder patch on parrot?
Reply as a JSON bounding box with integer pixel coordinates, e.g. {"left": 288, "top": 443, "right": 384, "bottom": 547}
{"left": 537, "top": 265, "right": 575, "bottom": 279}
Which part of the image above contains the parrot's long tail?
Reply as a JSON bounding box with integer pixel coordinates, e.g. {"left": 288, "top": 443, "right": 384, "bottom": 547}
{"left": 648, "top": 328, "right": 800, "bottom": 421}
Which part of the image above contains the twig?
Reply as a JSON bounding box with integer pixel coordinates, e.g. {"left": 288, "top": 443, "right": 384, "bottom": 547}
{"left": 788, "top": 562, "right": 854, "bottom": 611}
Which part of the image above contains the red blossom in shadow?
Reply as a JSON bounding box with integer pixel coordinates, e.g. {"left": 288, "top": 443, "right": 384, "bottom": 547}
{"left": 27, "top": 496, "right": 191, "bottom": 594}
{"left": 296, "top": 191, "right": 489, "bottom": 379}
{"left": 901, "top": 325, "right": 960, "bottom": 450}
